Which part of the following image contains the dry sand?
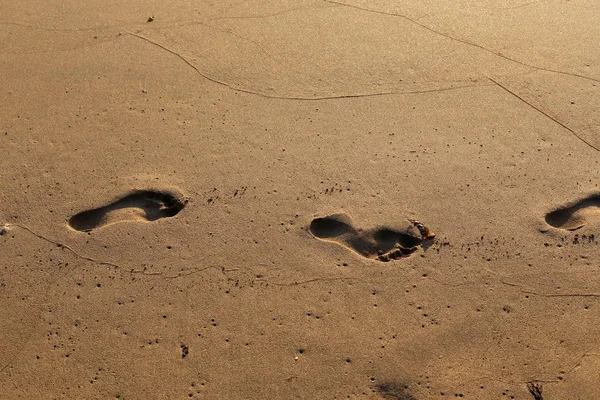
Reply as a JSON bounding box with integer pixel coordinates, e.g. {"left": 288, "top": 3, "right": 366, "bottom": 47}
{"left": 1, "top": 0, "right": 600, "bottom": 398}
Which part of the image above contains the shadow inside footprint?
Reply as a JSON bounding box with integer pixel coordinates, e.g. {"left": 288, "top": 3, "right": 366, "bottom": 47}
{"left": 373, "top": 228, "right": 422, "bottom": 252}
{"left": 309, "top": 214, "right": 423, "bottom": 262}
{"left": 68, "top": 190, "right": 186, "bottom": 232}
{"left": 545, "top": 193, "right": 600, "bottom": 230}
{"left": 309, "top": 214, "right": 354, "bottom": 238}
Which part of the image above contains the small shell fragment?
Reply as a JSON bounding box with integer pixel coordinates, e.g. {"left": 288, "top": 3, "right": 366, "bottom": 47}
{"left": 409, "top": 219, "right": 435, "bottom": 239}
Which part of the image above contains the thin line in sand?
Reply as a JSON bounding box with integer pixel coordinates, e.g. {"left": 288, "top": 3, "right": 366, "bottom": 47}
{"left": 255, "top": 277, "right": 358, "bottom": 286}
{"left": 4, "top": 224, "right": 236, "bottom": 279}
{"left": 501, "top": 280, "right": 600, "bottom": 298}
{"left": 127, "top": 31, "right": 492, "bottom": 101}
{"left": 322, "top": 0, "right": 600, "bottom": 85}
{"left": 489, "top": 78, "right": 600, "bottom": 153}
{"left": 8, "top": 223, "right": 122, "bottom": 269}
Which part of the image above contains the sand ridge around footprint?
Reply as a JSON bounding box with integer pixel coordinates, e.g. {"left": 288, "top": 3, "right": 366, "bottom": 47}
{"left": 68, "top": 189, "right": 187, "bottom": 232}
{"left": 309, "top": 213, "right": 426, "bottom": 262}
{"left": 545, "top": 193, "right": 600, "bottom": 231}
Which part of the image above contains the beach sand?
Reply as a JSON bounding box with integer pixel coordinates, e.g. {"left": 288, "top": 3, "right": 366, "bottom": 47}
{"left": 1, "top": 0, "right": 599, "bottom": 398}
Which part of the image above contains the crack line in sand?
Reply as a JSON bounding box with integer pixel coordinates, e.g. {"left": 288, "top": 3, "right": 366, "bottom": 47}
{"left": 560, "top": 351, "right": 597, "bottom": 378}
{"left": 127, "top": 31, "right": 491, "bottom": 100}
{"left": 321, "top": 0, "right": 600, "bottom": 84}
{"left": 127, "top": 31, "right": 239, "bottom": 92}
{"left": 445, "top": 0, "right": 545, "bottom": 11}
{"left": 522, "top": 290, "right": 600, "bottom": 298}
{"left": 255, "top": 277, "right": 358, "bottom": 286}
{"left": 467, "top": 351, "right": 597, "bottom": 386}
{"left": 5, "top": 224, "right": 238, "bottom": 280}
{"left": 501, "top": 280, "right": 600, "bottom": 297}
{"left": 130, "top": 18, "right": 324, "bottom": 81}
{"left": 163, "top": 266, "right": 240, "bottom": 279}
{"left": 489, "top": 78, "right": 600, "bottom": 153}
{"left": 7, "top": 224, "right": 123, "bottom": 269}
{"left": 484, "top": 0, "right": 544, "bottom": 10}
{"left": 5, "top": 224, "right": 341, "bottom": 285}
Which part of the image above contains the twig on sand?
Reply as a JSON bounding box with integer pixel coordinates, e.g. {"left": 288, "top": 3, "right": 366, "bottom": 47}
{"left": 527, "top": 382, "right": 544, "bottom": 400}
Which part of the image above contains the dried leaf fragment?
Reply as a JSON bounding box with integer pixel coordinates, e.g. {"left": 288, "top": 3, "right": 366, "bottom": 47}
{"left": 409, "top": 219, "right": 435, "bottom": 239}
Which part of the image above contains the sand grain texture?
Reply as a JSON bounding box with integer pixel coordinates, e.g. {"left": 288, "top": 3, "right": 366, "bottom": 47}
{"left": 1, "top": 0, "right": 600, "bottom": 398}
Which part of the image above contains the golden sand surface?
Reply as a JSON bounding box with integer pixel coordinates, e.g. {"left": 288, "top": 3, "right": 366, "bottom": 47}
{"left": 1, "top": 0, "right": 599, "bottom": 398}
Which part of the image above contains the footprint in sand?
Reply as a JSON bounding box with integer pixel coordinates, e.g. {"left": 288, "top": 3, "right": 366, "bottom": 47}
{"left": 68, "top": 190, "right": 186, "bottom": 232}
{"left": 309, "top": 213, "right": 425, "bottom": 262}
{"left": 545, "top": 194, "right": 600, "bottom": 231}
